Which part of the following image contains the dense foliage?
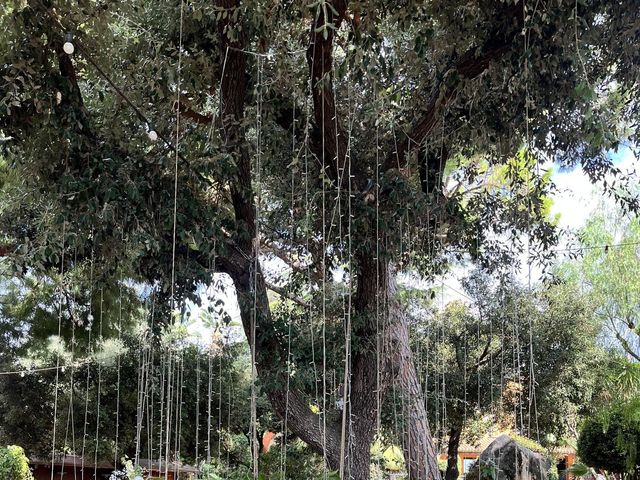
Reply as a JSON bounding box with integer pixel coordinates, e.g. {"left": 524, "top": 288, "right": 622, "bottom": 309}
{"left": 0, "top": 445, "right": 33, "bottom": 480}
{"left": 0, "top": 0, "right": 639, "bottom": 478}
{"left": 578, "top": 405, "right": 640, "bottom": 475}
{"left": 407, "top": 273, "right": 607, "bottom": 480}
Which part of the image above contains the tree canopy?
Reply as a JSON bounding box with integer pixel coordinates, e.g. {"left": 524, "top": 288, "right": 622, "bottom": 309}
{"left": 1, "top": 0, "right": 639, "bottom": 478}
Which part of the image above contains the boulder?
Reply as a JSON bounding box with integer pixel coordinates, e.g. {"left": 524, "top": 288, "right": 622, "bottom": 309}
{"left": 466, "top": 434, "right": 551, "bottom": 480}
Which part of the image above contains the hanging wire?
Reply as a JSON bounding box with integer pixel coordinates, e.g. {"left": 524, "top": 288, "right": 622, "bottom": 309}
{"left": 280, "top": 92, "right": 298, "bottom": 480}
{"left": 80, "top": 245, "right": 95, "bottom": 478}
{"left": 50, "top": 221, "right": 66, "bottom": 480}
{"left": 249, "top": 54, "right": 265, "bottom": 480}
{"left": 93, "top": 288, "right": 104, "bottom": 480}
{"left": 60, "top": 245, "right": 79, "bottom": 479}
{"left": 194, "top": 342, "right": 201, "bottom": 466}
{"left": 112, "top": 253, "right": 125, "bottom": 469}
{"left": 147, "top": 289, "right": 157, "bottom": 465}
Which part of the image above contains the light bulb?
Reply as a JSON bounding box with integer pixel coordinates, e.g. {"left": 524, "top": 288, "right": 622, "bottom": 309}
{"left": 148, "top": 130, "right": 158, "bottom": 142}
{"left": 63, "top": 33, "right": 74, "bottom": 55}
{"left": 133, "top": 476, "right": 144, "bottom": 480}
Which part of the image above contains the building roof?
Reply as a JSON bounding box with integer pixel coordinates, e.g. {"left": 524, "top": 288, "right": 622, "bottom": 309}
{"left": 30, "top": 455, "right": 198, "bottom": 474}
{"left": 458, "top": 435, "right": 497, "bottom": 454}
{"left": 30, "top": 455, "right": 114, "bottom": 469}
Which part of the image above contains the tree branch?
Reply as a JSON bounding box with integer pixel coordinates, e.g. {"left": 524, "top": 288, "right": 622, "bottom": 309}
{"left": 382, "top": 3, "right": 524, "bottom": 177}
{"left": 173, "top": 99, "right": 213, "bottom": 125}
{"left": 265, "top": 281, "right": 309, "bottom": 309}
{"left": 215, "top": 0, "right": 342, "bottom": 466}
{"left": 307, "top": 0, "right": 350, "bottom": 184}
{"left": 261, "top": 239, "right": 323, "bottom": 283}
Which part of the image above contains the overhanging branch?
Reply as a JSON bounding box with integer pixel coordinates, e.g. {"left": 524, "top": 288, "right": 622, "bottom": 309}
{"left": 307, "top": 0, "right": 350, "bottom": 184}
{"left": 382, "top": 3, "right": 524, "bottom": 179}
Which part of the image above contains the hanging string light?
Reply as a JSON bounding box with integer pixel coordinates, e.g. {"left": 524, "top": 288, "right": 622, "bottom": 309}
{"left": 63, "top": 32, "right": 75, "bottom": 55}
{"left": 147, "top": 124, "right": 159, "bottom": 142}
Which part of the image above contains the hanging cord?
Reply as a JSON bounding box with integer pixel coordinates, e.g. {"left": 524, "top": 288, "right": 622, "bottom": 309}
{"left": 207, "top": 345, "right": 213, "bottom": 464}
{"left": 134, "top": 297, "right": 150, "bottom": 465}
{"left": 217, "top": 328, "right": 223, "bottom": 463}
{"left": 114, "top": 266, "right": 123, "bottom": 468}
{"left": 93, "top": 288, "right": 104, "bottom": 480}
{"left": 319, "top": 34, "right": 329, "bottom": 480}
{"left": 375, "top": 103, "right": 382, "bottom": 444}
{"left": 249, "top": 54, "right": 265, "bottom": 480}
{"left": 195, "top": 343, "right": 201, "bottom": 466}
{"left": 80, "top": 244, "right": 95, "bottom": 477}
{"left": 523, "top": 0, "right": 541, "bottom": 442}
{"left": 61, "top": 246, "right": 79, "bottom": 480}
{"left": 161, "top": 1, "right": 185, "bottom": 476}
{"left": 280, "top": 94, "right": 298, "bottom": 479}
{"left": 302, "top": 41, "right": 321, "bottom": 446}
{"left": 147, "top": 290, "right": 156, "bottom": 464}
{"left": 173, "top": 350, "right": 185, "bottom": 478}
{"left": 164, "top": 336, "right": 174, "bottom": 477}
{"left": 158, "top": 338, "right": 165, "bottom": 470}
{"left": 50, "top": 221, "right": 66, "bottom": 480}
{"left": 339, "top": 42, "right": 356, "bottom": 477}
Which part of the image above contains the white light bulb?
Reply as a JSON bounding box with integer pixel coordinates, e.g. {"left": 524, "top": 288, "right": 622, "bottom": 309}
{"left": 133, "top": 476, "right": 144, "bottom": 480}
{"left": 63, "top": 41, "right": 75, "bottom": 55}
{"left": 148, "top": 130, "right": 158, "bottom": 142}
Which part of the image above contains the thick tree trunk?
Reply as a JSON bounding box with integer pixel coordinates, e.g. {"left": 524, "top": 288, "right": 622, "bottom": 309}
{"left": 396, "top": 343, "right": 442, "bottom": 480}
{"left": 346, "top": 359, "right": 379, "bottom": 478}
{"left": 386, "top": 269, "right": 441, "bottom": 480}
{"left": 445, "top": 425, "right": 462, "bottom": 480}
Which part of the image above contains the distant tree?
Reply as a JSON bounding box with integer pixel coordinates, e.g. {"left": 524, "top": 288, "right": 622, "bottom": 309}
{"left": 557, "top": 210, "right": 640, "bottom": 361}
{"left": 409, "top": 273, "right": 605, "bottom": 480}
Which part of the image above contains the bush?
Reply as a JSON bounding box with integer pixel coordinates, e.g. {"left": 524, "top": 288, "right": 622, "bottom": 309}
{"left": 577, "top": 407, "right": 640, "bottom": 474}
{"left": 0, "top": 445, "right": 33, "bottom": 480}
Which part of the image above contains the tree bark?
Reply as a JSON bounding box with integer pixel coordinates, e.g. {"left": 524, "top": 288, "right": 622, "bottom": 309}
{"left": 386, "top": 269, "right": 441, "bottom": 480}
{"left": 445, "top": 425, "right": 463, "bottom": 480}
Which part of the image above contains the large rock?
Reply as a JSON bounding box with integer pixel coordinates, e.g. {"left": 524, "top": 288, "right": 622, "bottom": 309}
{"left": 466, "top": 434, "right": 551, "bottom": 480}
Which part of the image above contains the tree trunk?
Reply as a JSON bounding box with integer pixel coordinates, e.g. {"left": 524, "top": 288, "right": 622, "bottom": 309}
{"left": 445, "top": 425, "right": 462, "bottom": 480}
{"left": 396, "top": 342, "right": 442, "bottom": 480}
{"left": 346, "top": 358, "right": 379, "bottom": 478}
{"left": 227, "top": 256, "right": 343, "bottom": 470}
{"left": 386, "top": 268, "right": 441, "bottom": 480}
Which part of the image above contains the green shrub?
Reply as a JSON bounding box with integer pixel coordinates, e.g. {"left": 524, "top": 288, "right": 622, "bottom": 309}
{"left": 0, "top": 445, "right": 34, "bottom": 480}
{"left": 578, "top": 406, "right": 640, "bottom": 474}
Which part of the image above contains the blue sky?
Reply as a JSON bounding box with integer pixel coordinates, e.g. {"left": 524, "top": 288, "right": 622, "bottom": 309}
{"left": 549, "top": 145, "right": 637, "bottom": 230}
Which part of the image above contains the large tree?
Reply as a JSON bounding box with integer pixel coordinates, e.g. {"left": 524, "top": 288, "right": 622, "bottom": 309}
{"left": 1, "top": 0, "right": 639, "bottom": 479}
